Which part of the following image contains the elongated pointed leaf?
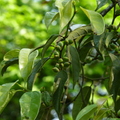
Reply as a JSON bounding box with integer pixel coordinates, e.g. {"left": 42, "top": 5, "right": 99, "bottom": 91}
{"left": 72, "top": 86, "right": 91, "bottom": 120}
{"left": 27, "top": 58, "right": 49, "bottom": 90}
{"left": 53, "top": 70, "right": 68, "bottom": 114}
{"left": 41, "top": 34, "right": 59, "bottom": 58}
{"left": 75, "top": 104, "right": 97, "bottom": 120}
{"left": 55, "top": 0, "right": 73, "bottom": 32}
{"left": 19, "top": 48, "right": 38, "bottom": 81}
{"left": 70, "top": 46, "right": 81, "bottom": 86}
{"left": 0, "top": 81, "right": 18, "bottom": 113}
{"left": 19, "top": 91, "right": 41, "bottom": 120}
{"left": 80, "top": 7, "right": 105, "bottom": 35}
{"left": 44, "top": 12, "right": 59, "bottom": 29}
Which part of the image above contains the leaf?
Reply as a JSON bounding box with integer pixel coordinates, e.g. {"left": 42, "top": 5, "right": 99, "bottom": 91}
{"left": 70, "top": 46, "right": 81, "bottom": 86}
{"left": 115, "top": 98, "right": 120, "bottom": 113}
{"left": 96, "top": 0, "right": 109, "bottom": 10}
{"left": 0, "top": 58, "right": 18, "bottom": 76}
{"left": 44, "top": 12, "right": 59, "bottom": 29}
{"left": 75, "top": 104, "right": 97, "bottom": 120}
{"left": 27, "top": 58, "right": 49, "bottom": 90}
{"left": 72, "top": 86, "right": 91, "bottom": 120}
{"left": 0, "top": 81, "right": 18, "bottom": 113}
{"left": 19, "top": 48, "right": 38, "bottom": 81}
{"left": 80, "top": 7, "right": 105, "bottom": 35}
{"left": 109, "top": 53, "right": 120, "bottom": 101}
{"left": 19, "top": 91, "right": 41, "bottom": 120}
{"left": 41, "top": 34, "right": 59, "bottom": 58}
{"left": 55, "top": 0, "right": 73, "bottom": 32}
{"left": 53, "top": 70, "right": 68, "bottom": 114}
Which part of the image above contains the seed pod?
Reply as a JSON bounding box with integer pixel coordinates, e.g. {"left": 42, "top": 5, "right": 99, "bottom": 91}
{"left": 64, "top": 39, "right": 69, "bottom": 45}
{"left": 68, "top": 39, "right": 73, "bottom": 44}
{"left": 64, "top": 62, "right": 71, "bottom": 67}
{"left": 52, "top": 67, "right": 60, "bottom": 72}
{"left": 58, "top": 41, "right": 63, "bottom": 47}
{"left": 60, "top": 63, "right": 64, "bottom": 68}
{"left": 58, "top": 58, "right": 64, "bottom": 63}
{"left": 63, "top": 56, "right": 69, "bottom": 62}
{"left": 55, "top": 45, "right": 62, "bottom": 51}
{"left": 55, "top": 63, "right": 60, "bottom": 68}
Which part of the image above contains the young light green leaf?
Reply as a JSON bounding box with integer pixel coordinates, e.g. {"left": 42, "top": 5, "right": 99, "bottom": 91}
{"left": 70, "top": 46, "right": 81, "bottom": 86}
{"left": 19, "top": 91, "right": 41, "bottom": 120}
{"left": 55, "top": 0, "right": 73, "bottom": 32}
{"left": 72, "top": 86, "right": 91, "bottom": 120}
{"left": 80, "top": 7, "right": 105, "bottom": 35}
{"left": 0, "top": 81, "right": 18, "bottom": 113}
{"left": 96, "top": 0, "right": 109, "bottom": 10}
{"left": 75, "top": 104, "right": 97, "bottom": 120}
{"left": 19, "top": 48, "right": 38, "bottom": 81}
{"left": 53, "top": 70, "right": 68, "bottom": 114}
{"left": 44, "top": 12, "right": 59, "bottom": 29}
{"left": 41, "top": 34, "right": 59, "bottom": 58}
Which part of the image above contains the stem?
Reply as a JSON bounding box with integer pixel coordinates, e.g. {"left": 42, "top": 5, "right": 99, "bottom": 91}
{"left": 111, "top": 3, "right": 116, "bottom": 25}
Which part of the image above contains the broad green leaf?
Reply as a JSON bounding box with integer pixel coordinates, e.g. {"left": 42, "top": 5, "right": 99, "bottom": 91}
{"left": 19, "top": 91, "right": 41, "bottom": 120}
{"left": 72, "top": 86, "right": 91, "bottom": 120}
{"left": 55, "top": 0, "right": 73, "bottom": 32}
{"left": 44, "top": 12, "right": 59, "bottom": 29}
{"left": 27, "top": 58, "right": 49, "bottom": 90}
{"left": 96, "top": 0, "right": 109, "bottom": 10}
{"left": 19, "top": 48, "right": 38, "bottom": 81}
{"left": 3, "top": 49, "right": 20, "bottom": 61}
{"left": 53, "top": 70, "right": 68, "bottom": 114}
{"left": 70, "top": 46, "right": 81, "bottom": 86}
{"left": 0, "top": 58, "right": 18, "bottom": 76}
{"left": 41, "top": 34, "right": 59, "bottom": 58}
{"left": 75, "top": 104, "right": 97, "bottom": 120}
{"left": 0, "top": 81, "right": 18, "bottom": 113}
{"left": 109, "top": 53, "right": 120, "bottom": 101}
{"left": 67, "top": 25, "right": 92, "bottom": 41}
{"left": 80, "top": 7, "right": 105, "bottom": 35}
{"left": 115, "top": 98, "right": 120, "bottom": 113}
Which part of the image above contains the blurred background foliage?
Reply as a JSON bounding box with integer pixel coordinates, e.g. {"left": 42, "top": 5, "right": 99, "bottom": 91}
{"left": 0, "top": 0, "right": 119, "bottom": 120}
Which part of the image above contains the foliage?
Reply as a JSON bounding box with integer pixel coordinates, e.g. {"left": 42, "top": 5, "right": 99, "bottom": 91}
{"left": 0, "top": 0, "right": 120, "bottom": 120}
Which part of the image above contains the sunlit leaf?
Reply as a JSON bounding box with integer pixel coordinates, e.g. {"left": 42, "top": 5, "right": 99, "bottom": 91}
{"left": 80, "top": 7, "right": 105, "bottom": 35}
{"left": 27, "top": 58, "right": 49, "bottom": 90}
{"left": 96, "top": 0, "right": 109, "bottom": 10}
{"left": 44, "top": 12, "right": 59, "bottom": 29}
{"left": 75, "top": 104, "right": 97, "bottom": 120}
{"left": 41, "top": 34, "right": 59, "bottom": 58}
{"left": 19, "top": 48, "right": 38, "bottom": 81}
{"left": 72, "top": 86, "right": 91, "bottom": 120}
{"left": 55, "top": 0, "right": 73, "bottom": 32}
{"left": 0, "top": 81, "right": 18, "bottom": 113}
{"left": 53, "top": 70, "right": 68, "bottom": 114}
{"left": 70, "top": 46, "right": 81, "bottom": 86}
{"left": 19, "top": 91, "right": 41, "bottom": 120}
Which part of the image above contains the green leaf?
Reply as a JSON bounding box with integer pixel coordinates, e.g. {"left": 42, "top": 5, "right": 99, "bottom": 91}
{"left": 53, "top": 70, "right": 68, "bottom": 114}
{"left": 27, "top": 58, "right": 49, "bottom": 90}
{"left": 19, "top": 91, "right": 41, "bottom": 120}
{"left": 41, "top": 34, "right": 59, "bottom": 58}
{"left": 0, "top": 58, "right": 18, "bottom": 76}
{"left": 70, "top": 46, "right": 81, "bottom": 86}
{"left": 75, "top": 104, "right": 97, "bottom": 120}
{"left": 19, "top": 48, "right": 38, "bottom": 81}
{"left": 96, "top": 0, "right": 109, "bottom": 10}
{"left": 3, "top": 49, "right": 20, "bottom": 61}
{"left": 80, "top": 7, "right": 105, "bottom": 35}
{"left": 44, "top": 12, "right": 59, "bottom": 29}
{"left": 115, "top": 98, "right": 120, "bottom": 113}
{"left": 0, "top": 81, "right": 18, "bottom": 113}
{"left": 72, "top": 86, "right": 91, "bottom": 120}
{"left": 55, "top": 0, "right": 73, "bottom": 32}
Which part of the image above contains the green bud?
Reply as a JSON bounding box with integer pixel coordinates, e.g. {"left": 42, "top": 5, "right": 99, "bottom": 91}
{"left": 68, "top": 39, "right": 73, "bottom": 44}
{"left": 64, "top": 62, "right": 71, "bottom": 67}
{"left": 58, "top": 58, "right": 64, "bottom": 63}
{"left": 58, "top": 42, "right": 63, "bottom": 47}
{"left": 63, "top": 57, "right": 69, "bottom": 62}
{"left": 55, "top": 45, "right": 62, "bottom": 51}
{"left": 52, "top": 67, "right": 60, "bottom": 72}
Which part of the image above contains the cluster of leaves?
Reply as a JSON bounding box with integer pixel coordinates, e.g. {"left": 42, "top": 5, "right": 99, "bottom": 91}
{"left": 0, "top": 0, "right": 120, "bottom": 120}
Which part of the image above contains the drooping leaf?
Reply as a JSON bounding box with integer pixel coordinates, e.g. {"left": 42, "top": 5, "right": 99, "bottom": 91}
{"left": 44, "top": 12, "right": 59, "bottom": 29}
{"left": 72, "top": 86, "right": 91, "bottom": 120}
{"left": 41, "top": 34, "right": 59, "bottom": 58}
{"left": 70, "top": 46, "right": 81, "bottom": 86}
{"left": 19, "top": 91, "right": 41, "bottom": 120}
{"left": 109, "top": 53, "right": 120, "bottom": 101}
{"left": 0, "top": 81, "right": 18, "bottom": 113}
{"left": 27, "top": 58, "right": 49, "bottom": 90}
{"left": 75, "top": 104, "right": 97, "bottom": 120}
{"left": 55, "top": 0, "right": 73, "bottom": 32}
{"left": 53, "top": 70, "right": 68, "bottom": 114}
{"left": 96, "top": 0, "right": 109, "bottom": 10}
{"left": 0, "top": 58, "right": 18, "bottom": 76}
{"left": 19, "top": 48, "right": 38, "bottom": 81}
{"left": 80, "top": 7, "right": 105, "bottom": 35}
